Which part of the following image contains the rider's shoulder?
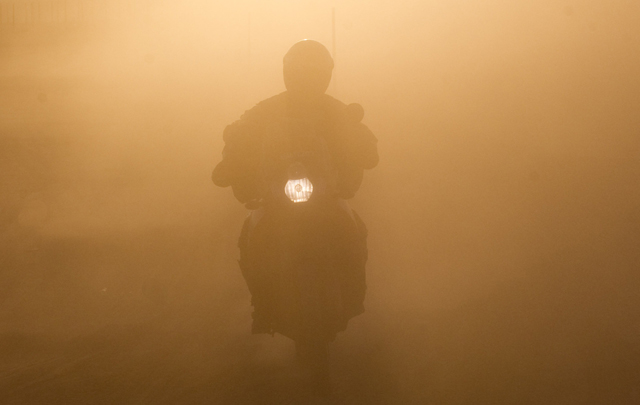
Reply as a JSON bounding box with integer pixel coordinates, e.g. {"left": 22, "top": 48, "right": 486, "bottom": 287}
{"left": 223, "top": 93, "right": 287, "bottom": 142}
{"left": 240, "top": 92, "right": 288, "bottom": 122}
{"left": 322, "top": 94, "right": 348, "bottom": 112}
{"left": 323, "top": 93, "right": 346, "bottom": 105}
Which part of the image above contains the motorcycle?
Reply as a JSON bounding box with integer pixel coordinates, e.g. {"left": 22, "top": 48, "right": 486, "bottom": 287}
{"left": 236, "top": 128, "right": 369, "bottom": 393}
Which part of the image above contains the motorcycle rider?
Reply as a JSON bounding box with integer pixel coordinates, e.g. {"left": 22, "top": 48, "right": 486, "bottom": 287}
{"left": 212, "top": 39, "right": 378, "bottom": 392}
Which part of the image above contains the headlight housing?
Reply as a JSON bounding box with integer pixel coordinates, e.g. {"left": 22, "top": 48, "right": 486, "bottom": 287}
{"left": 284, "top": 178, "right": 313, "bottom": 203}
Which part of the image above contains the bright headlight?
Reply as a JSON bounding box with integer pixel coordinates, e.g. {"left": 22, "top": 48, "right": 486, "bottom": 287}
{"left": 284, "top": 178, "right": 313, "bottom": 203}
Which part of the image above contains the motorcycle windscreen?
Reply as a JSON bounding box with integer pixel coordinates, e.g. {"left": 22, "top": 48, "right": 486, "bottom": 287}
{"left": 284, "top": 178, "right": 313, "bottom": 203}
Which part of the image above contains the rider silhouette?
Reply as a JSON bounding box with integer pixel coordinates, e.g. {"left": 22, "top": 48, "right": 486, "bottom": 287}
{"left": 212, "top": 39, "right": 378, "bottom": 342}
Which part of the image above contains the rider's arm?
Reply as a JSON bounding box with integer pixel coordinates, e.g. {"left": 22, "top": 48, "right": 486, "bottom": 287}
{"left": 349, "top": 123, "right": 378, "bottom": 170}
{"left": 211, "top": 119, "right": 262, "bottom": 202}
{"left": 211, "top": 121, "right": 244, "bottom": 187}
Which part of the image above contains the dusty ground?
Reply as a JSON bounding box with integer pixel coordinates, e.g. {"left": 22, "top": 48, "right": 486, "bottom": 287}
{"left": 1, "top": 225, "right": 639, "bottom": 404}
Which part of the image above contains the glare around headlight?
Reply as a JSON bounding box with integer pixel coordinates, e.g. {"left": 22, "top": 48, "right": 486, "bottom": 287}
{"left": 284, "top": 178, "right": 313, "bottom": 203}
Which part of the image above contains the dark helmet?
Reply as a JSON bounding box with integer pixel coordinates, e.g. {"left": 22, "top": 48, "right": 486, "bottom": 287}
{"left": 283, "top": 40, "right": 334, "bottom": 97}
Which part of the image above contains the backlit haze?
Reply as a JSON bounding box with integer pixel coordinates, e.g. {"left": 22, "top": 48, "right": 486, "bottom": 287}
{"left": 1, "top": 0, "right": 639, "bottom": 403}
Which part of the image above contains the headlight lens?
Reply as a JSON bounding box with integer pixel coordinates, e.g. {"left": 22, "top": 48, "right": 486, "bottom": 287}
{"left": 284, "top": 178, "right": 313, "bottom": 203}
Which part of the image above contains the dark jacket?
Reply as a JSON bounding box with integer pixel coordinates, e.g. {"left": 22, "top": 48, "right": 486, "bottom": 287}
{"left": 212, "top": 91, "right": 378, "bottom": 203}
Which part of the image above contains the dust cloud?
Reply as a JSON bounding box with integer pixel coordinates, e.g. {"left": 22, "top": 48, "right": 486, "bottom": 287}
{"left": 1, "top": 0, "right": 639, "bottom": 403}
